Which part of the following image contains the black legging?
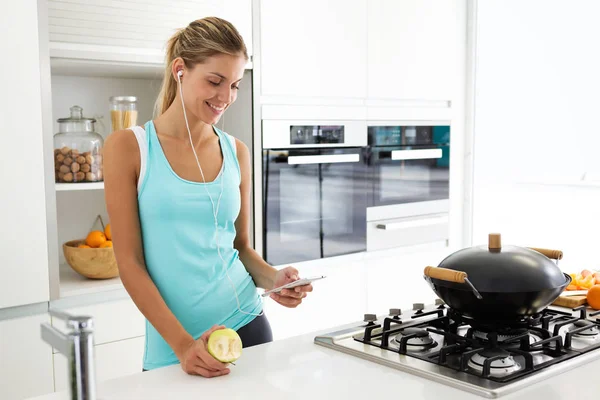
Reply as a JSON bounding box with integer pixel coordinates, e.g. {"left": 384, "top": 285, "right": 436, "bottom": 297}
{"left": 142, "top": 313, "right": 273, "bottom": 371}
{"left": 237, "top": 312, "right": 273, "bottom": 348}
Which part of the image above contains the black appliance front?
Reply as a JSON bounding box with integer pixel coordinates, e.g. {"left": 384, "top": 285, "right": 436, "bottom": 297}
{"left": 366, "top": 125, "right": 450, "bottom": 207}
{"left": 262, "top": 147, "right": 369, "bottom": 266}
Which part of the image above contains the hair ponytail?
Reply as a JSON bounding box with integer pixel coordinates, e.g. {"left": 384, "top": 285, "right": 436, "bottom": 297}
{"left": 154, "top": 33, "right": 181, "bottom": 117}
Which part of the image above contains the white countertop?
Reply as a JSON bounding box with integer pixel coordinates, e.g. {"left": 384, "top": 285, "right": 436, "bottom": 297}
{"left": 29, "top": 321, "right": 598, "bottom": 400}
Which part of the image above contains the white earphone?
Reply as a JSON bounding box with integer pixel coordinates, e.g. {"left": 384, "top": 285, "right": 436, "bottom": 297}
{"left": 176, "top": 68, "right": 263, "bottom": 318}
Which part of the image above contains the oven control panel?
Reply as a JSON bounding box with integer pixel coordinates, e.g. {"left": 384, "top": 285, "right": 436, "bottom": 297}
{"left": 290, "top": 125, "right": 345, "bottom": 145}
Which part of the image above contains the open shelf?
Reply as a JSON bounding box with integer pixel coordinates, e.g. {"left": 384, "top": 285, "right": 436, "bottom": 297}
{"left": 59, "top": 263, "right": 123, "bottom": 298}
{"left": 55, "top": 182, "right": 104, "bottom": 191}
{"left": 51, "top": 57, "right": 164, "bottom": 80}
{"left": 49, "top": 42, "right": 165, "bottom": 79}
{"left": 50, "top": 54, "right": 252, "bottom": 80}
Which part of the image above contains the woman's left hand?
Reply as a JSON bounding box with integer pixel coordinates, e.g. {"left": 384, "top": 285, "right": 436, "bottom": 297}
{"left": 269, "top": 266, "right": 313, "bottom": 308}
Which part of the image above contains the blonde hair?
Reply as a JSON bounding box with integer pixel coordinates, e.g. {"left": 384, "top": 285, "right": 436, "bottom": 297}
{"left": 154, "top": 17, "right": 248, "bottom": 117}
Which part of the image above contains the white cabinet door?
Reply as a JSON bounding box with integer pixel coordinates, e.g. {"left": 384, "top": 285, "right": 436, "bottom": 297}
{"left": 51, "top": 298, "right": 146, "bottom": 392}
{"left": 54, "top": 336, "right": 145, "bottom": 391}
{"left": 260, "top": 0, "right": 367, "bottom": 101}
{"left": 0, "top": 0, "right": 51, "bottom": 308}
{"left": 0, "top": 314, "right": 54, "bottom": 400}
{"left": 223, "top": 0, "right": 254, "bottom": 57}
{"left": 367, "top": 0, "right": 459, "bottom": 101}
{"left": 51, "top": 297, "right": 145, "bottom": 347}
{"left": 47, "top": 0, "right": 253, "bottom": 62}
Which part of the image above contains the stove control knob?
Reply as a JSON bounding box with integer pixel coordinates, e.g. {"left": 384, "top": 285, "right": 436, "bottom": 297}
{"left": 413, "top": 303, "right": 425, "bottom": 311}
{"left": 435, "top": 299, "right": 445, "bottom": 306}
{"left": 363, "top": 313, "right": 377, "bottom": 323}
{"left": 389, "top": 308, "right": 402, "bottom": 317}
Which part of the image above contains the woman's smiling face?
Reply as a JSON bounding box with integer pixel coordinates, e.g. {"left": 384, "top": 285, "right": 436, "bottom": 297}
{"left": 177, "top": 53, "right": 246, "bottom": 125}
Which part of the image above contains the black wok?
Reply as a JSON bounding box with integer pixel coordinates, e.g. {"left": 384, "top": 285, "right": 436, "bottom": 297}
{"left": 423, "top": 233, "right": 572, "bottom": 323}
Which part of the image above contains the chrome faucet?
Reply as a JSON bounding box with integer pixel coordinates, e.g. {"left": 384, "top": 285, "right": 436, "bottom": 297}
{"left": 41, "top": 309, "right": 96, "bottom": 400}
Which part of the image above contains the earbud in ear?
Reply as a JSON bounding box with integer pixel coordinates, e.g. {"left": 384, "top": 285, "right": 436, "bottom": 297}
{"left": 177, "top": 70, "right": 183, "bottom": 78}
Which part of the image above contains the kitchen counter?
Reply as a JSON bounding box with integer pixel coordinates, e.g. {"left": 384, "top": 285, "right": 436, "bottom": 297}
{"left": 29, "top": 318, "right": 598, "bottom": 400}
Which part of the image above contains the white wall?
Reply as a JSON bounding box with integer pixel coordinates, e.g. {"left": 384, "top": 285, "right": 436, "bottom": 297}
{"left": 473, "top": 0, "right": 600, "bottom": 184}
{"left": 472, "top": 0, "right": 600, "bottom": 271}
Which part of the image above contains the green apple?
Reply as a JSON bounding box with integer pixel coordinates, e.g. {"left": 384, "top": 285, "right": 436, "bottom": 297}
{"left": 207, "top": 328, "right": 243, "bottom": 363}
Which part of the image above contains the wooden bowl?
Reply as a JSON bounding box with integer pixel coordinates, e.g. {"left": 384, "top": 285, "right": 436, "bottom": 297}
{"left": 63, "top": 239, "right": 119, "bottom": 279}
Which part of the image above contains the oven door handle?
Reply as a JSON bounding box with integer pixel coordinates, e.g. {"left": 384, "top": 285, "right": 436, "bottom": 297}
{"left": 391, "top": 149, "right": 443, "bottom": 161}
{"left": 287, "top": 154, "right": 360, "bottom": 165}
{"left": 376, "top": 215, "right": 449, "bottom": 231}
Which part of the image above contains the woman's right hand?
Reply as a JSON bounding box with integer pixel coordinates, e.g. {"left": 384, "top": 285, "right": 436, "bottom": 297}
{"left": 176, "top": 325, "right": 231, "bottom": 377}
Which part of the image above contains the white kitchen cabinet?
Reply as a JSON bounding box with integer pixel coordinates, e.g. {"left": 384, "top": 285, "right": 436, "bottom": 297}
{"left": 367, "top": 0, "right": 459, "bottom": 102}
{"left": 51, "top": 297, "right": 145, "bottom": 347}
{"left": 50, "top": 297, "right": 146, "bottom": 392}
{"left": 0, "top": 0, "right": 54, "bottom": 308}
{"left": 260, "top": 0, "right": 367, "bottom": 101}
{"left": 47, "top": 0, "right": 253, "bottom": 66}
{"left": 0, "top": 314, "right": 54, "bottom": 400}
{"left": 54, "top": 336, "right": 145, "bottom": 392}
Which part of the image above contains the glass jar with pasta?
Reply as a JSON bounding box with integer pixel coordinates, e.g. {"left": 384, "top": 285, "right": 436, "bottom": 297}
{"left": 109, "top": 96, "right": 138, "bottom": 132}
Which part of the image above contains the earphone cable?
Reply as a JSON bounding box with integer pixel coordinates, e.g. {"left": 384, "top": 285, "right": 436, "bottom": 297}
{"left": 177, "top": 72, "right": 263, "bottom": 317}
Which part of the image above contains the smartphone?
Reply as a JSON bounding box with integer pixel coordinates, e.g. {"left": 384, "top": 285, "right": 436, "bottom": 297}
{"left": 261, "top": 275, "right": 326, "bottom": 297}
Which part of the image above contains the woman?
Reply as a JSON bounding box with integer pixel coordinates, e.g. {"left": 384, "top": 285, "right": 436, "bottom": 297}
{"left": 103, "top": 17, "right": 313, "bottom": 378}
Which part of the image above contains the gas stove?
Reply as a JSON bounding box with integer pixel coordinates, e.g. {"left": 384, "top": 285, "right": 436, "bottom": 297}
{"left": 314, "top": 301, "right": 600, "bottom": 398}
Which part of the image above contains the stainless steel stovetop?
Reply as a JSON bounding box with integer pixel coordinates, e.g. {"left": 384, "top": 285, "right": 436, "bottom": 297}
{"left": 314, "top": 301, "right": 600, "bottom": 398}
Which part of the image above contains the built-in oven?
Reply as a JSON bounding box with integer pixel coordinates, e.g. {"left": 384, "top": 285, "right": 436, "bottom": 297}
{"left": 365, "top": 123, "right": 451, "bottom": 252}
{"left": 262, "top": 120, "right": 368, "bottom": 266}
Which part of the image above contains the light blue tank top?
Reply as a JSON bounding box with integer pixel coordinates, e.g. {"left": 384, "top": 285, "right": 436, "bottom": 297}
{"left": 136, "top": 120, "right": 262, "bottom": 370}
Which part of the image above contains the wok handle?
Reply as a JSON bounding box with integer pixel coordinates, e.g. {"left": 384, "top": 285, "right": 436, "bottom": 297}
{"left": 424, "top": 266, "right": 467, "bottom": 283}
{"left": 528, "top": 247, "right": 563, "bottom": 260}
{"left": 424, "top": 266, "right": 483, "bottom": 300}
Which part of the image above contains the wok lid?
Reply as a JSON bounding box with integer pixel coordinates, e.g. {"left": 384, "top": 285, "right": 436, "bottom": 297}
{"left": 435, "top": 234, "right": 569, "bottom": 293}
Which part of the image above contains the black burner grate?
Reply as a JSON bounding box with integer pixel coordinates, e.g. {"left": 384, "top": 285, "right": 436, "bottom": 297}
{"left": 354, "top": 305, "right": 600, "bottom": 383}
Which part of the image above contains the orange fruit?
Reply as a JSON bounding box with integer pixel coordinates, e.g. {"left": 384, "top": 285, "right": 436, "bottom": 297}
{"left": 99, "top": 241, "right": 113, "bottom": 248}
{"left": 77, "top": 244, "right": 91, "bottom": 249}
{"left": 104, "top": 223, "right": 111, "bottom": 240}
{"left": 85, "top": 230, "right": 107, "bottom": 248}
{"left": 587, "top": 285, "right": 600, "bottom": 310}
